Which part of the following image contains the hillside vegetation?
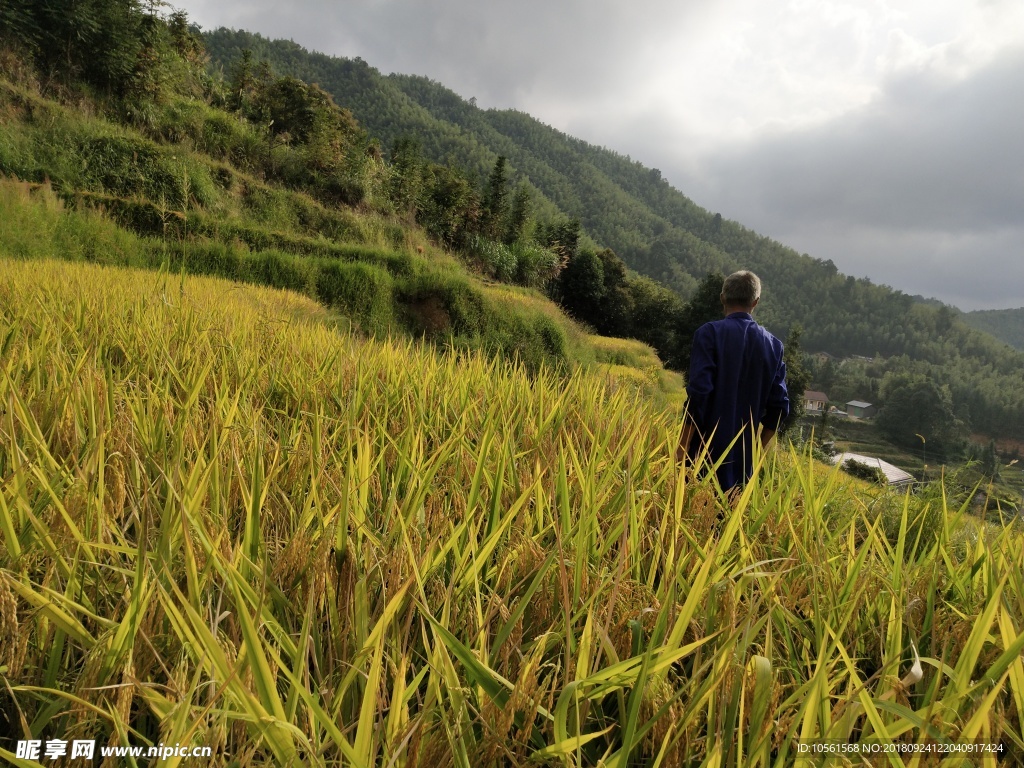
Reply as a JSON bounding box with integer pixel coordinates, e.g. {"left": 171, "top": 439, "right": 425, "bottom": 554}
{"left": 2, "top": 259, "right": 1023, "bottom": 765}
{"left": 0, "top": 37, "right": 686, "bottom": 403}
{"left": 964, "top": 308, "right": 1024, "bottom": 352}
{"left": 202, "top": 29, "right": 1024, "bottom": 441}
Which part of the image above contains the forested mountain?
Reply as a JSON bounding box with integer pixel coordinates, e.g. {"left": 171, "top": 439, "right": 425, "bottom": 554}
{"left": 202, "top": 29, "right": 1024, "bottom": 440}
{"left": 963, "top": 308, "right": 1024, "bottom": 352}
{"left": 196, "top": 33, "right": 986, "bottom": 350}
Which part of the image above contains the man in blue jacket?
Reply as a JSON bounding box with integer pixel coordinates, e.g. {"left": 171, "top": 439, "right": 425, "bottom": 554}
{"left": 675, "top": 270, "right": 790, "bottom": 491}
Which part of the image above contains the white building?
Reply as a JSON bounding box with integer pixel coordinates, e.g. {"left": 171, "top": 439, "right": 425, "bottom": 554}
{"left": 831, "top": 452, "right": 915, "bottom": 487}
{"left": 804, "top": 391, "right": 829, "bottom": 412}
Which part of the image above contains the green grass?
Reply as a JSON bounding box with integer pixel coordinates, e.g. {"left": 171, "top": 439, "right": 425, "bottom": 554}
{"left": 0, "top": 68, "right": 619, "bottom": 378}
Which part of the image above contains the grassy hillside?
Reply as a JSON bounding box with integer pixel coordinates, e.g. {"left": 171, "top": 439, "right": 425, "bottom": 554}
{"left": 963, "top": 308, "right": 1024, "bottom": 352}
{"left": 0, "top": 70, "right": 691, "bottom": 399}
{"left": 2, "top": 258, "right": 1023, "bottom": 765}
{"left": 0, "top": 1, "right": 694, "bottom": 411}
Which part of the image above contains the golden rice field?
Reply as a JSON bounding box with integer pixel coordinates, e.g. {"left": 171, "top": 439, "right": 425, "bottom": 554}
{"left": 0, "top": 258, "right": 1022, "bottom": 766}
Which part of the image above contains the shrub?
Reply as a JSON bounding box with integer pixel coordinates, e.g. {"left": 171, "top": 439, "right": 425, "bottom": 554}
{"left": 842, "top": 458, "right": 885, "bottom": 484}
{"left": 533, "top": 314, "right": 567, "bottom": 361}
{"left": 246, "top": 249, "right": 317, "bottom": 294}
{"left": 316, "top": 260, "right": 394, "bottom": 335}
{"left": 470, "top": 235, "right": 516, "bottom": 282}
{"left": 512, "top": 241, "right": 560, "bottom": 289}
{"left": 183, "top": 239, "right": 246, "bottom": 281}
{"left": 399, "top": 271, "right": 484, "bottom": 337}
{"left": 477, "top": 302, "right": 570, "bottom": 371}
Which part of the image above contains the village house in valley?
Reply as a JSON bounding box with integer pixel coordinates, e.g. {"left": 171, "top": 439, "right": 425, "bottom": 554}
{"left": 846, "top": 400, "right": 877, "bottom": 419}
{"left": 804, "top": 390, "right": 829, "bottom": 413}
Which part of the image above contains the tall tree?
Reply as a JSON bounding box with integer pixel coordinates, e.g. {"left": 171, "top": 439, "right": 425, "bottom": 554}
{"left": 0, "top": 0, "right": 40, "bottom": 56}
{"left": 593, "top": 248, "right": 631, "bottom": 337}
{"left": 979, "top": 439, "right": 1000, "bottom": 480}
{"left": 481, "top": 155, "right": 509, "bottom": 240}
{"left": 556, "top": 249, "right": 605, "bottom": 327}
{"left": 538, "top": 218, "right": 581, "bottom": 269}
{"left": 503, "top": 183, "right": 531, "bottom": 244}
{"left": 672, "top": 272, "right": 725, "bottom": 371}
{"left": 388, "top": 136, "right": 423, "bottom": 217}
{"left": 780, "top": 324, "right": 810, "bottom": 434}
{"left": 227, "top": 48, "right": 256, "bottom": 112}
{"left": 26, "top": 0, "right": 169, "bottom": 98}
{"left": 625, "top": 276, "right": 683, "bottom": 363}
{"left": 877, "top": 372, "right": 967, "bottom": 459}
{"left": 417, "top": 163, "right": 479, "bottom": 249}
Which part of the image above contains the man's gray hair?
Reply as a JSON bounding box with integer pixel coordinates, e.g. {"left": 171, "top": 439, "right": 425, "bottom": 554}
{"left": 721, "top": 270, "right": 761, "bottom": 308}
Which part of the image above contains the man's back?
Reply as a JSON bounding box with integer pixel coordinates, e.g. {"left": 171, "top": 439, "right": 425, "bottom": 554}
{"left": 685, "top": 312, "right": 789, "bottom": 490}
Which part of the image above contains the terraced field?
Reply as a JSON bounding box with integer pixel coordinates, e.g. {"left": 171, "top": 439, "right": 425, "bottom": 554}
{"left": 1, "top": 259, "right": 1021, "bottom": 766}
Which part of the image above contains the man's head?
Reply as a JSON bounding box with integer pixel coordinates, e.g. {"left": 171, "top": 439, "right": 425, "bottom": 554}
{"left": 721, "top": 270, "right": 761, "bottom": 313}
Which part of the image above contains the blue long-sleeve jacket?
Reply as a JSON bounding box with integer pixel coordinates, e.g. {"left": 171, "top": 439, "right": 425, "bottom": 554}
{"left": 685, "top": 312, "right": 790, "bottom": 490}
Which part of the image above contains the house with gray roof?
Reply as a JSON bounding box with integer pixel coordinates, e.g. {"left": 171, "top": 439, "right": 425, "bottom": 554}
{"left": 832, "top": 452, "right": 914, "bottom": 487}
{"left": 846, "top": 400, "right": 877, "bottom": 419}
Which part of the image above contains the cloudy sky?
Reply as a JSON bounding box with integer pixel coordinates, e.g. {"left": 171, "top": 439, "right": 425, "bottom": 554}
{"left": 176, "top": 0, "right": 1024, "bottom": 311}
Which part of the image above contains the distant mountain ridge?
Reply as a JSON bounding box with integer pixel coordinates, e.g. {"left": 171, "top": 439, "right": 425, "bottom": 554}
{"left": 202, "top": 29, "right": 1024, "bottom": 438}
{"left": 963, "top": 308, "right": 1024, "bottom": 351}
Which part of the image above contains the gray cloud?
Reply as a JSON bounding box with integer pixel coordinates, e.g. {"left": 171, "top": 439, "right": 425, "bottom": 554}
{"left": 755, "top": 224, "right": 1024, "bottom": 311}
{"left": 188, "top": 0, "right": 696, "bottom": 110}
{"left": 650, "top": 46, "right": 1024, "bottom": 309}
